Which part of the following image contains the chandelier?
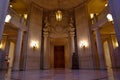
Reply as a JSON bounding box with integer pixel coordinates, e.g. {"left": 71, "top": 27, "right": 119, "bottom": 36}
{"left": 56, "top": 10, "right": 62, "bottom": 21}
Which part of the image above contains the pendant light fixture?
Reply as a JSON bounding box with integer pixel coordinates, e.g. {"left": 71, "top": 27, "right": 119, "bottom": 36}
{"left": 55, "top": 0, "right": 62, "bottom": 21}
{"left": 56, "top": 10, "right": 62, "bottom": 21}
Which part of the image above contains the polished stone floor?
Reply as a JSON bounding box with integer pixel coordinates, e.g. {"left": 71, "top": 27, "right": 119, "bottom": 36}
{"left": 0, "top": 68, "right": 120, "bottom": 80}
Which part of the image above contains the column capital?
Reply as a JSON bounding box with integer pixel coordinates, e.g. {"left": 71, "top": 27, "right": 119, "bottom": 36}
{"left": 94, "top": 26, "right": 100, "bottom": 31}
{"left": 18, "top": 28, "right": 24, "bottom": 34}
{"left": 70, "top": 32, "right": 75, "bottom": 37}
{"left": 43, "top": 32, "right": 49, "bottom": 37}
{"left": 69, "top": 27, "right": 75, "bottom": 32}
{"left": 43, "top": 27, "right": 49, "bottom": 32}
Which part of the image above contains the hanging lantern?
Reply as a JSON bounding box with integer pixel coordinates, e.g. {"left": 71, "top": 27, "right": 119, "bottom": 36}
{"left": 55, "top": 10, "right": 62, "bottom": 21}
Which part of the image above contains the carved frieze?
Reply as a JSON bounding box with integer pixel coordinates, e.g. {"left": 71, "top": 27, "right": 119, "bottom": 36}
{"left": 43, "top": 14, "right": 75, "bottom": 38}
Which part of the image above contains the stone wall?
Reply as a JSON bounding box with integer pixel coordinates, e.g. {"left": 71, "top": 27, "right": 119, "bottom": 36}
{"left": 75, "top": 4, "right": 94, "bottom": 69}
{"left": 26, "top": 3, "right": 43, "bottom": 70}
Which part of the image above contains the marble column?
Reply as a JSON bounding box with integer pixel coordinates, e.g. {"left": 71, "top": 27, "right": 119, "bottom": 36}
{"left": 107, "top": 36, "right": 115, "bottom": 68}
{"left": 5, "top": 38, "right": 10, "bottom": 55}
{"left": 20, "top": 32, "right": 27, "bottom": 70}
{"left": 95, "top": 28, "right": 105, "bottom": 69}
{"left": 13, "top": 29, "right": 23, "bottom": 70}
{"left": 69, "top": 18, "right": 75, "bottom": 54}
{"left": 69, "top": 27, "right": 75, "bottom": 69}
{"left": 69, "top": 28, "right": 75, "bottom": 54}
{"left": 69, "top": 27, "right": 79, "bottom": 69}
{"left": 109, "top": 0, "right": 120, "bottom": 47}
{"left": 0, "top": 0, "right": 10, "bottom": 41}
{"left": 43, "top": 28, "right": 49, "bottom": 69}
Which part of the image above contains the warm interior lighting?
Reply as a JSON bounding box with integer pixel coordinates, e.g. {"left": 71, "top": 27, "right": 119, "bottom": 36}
{"left": 106, "top": 13, "right": 113, "bottom": 22}
{"left": 115, "top": 41, "right": 119, "bottom": 48}
{"left": 90, "top": 13, "right": 94, "bottom": 19}
{"left": 79, "top": 40, "right": 88, "bottom": 48}
{"left": 31, "top": 41, "right": 38, "bottom": 50}
{"left": 105, "top": 3, "right": 108, "bottom": 7}
{"left": 5, "top": 14, "right": 11, "bottom": 23}
{"left": 10, "top": 4, "right": 13, "bottom": 8}
{"left": 112, "top": 36, "right": 119, "bottom": 49}
{"left": 56, "top": 10, "right": 62, "bottom": 21}
{"left": 24, "top": 14, "right": 28, "bottom": 19}
{"left": 0, "top": 43, "right": 3, "bottom": 49}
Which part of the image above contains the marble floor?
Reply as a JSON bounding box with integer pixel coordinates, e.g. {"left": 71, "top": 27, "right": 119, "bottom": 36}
{"left": 0, "top": 68, "right": 120, "bottom": 80}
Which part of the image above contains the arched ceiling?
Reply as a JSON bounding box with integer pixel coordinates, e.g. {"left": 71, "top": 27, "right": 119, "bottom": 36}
{"left": 10, "top": 0, "right": 89, "bottom": 14}
{"left": 10, "top": 0, "right": 107, "bottom": 14}
{"left": 23, "top": 0, "right": 87, "bottom": 10}
{"left": 10, "top": 0, "right": 88, "bottom": 14}
{"left": 7, "top": 0, "right": 115, "bottom": 42}
{"left": 88, "top": 0, "right": 107, "bottom": 13}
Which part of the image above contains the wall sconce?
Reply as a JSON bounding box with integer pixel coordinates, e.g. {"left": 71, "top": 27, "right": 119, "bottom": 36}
{"left": 106, "top": 13, "right": 113, "bottom": 22}
{"left": 10, "top": 4, "right": 13, "bottom": 8}
{"left": 105, "top": 3, "right": 108, "bottom": 7}
{"left": 24, "top": 14, "right": 28, "bottom": 20}
{"left": 31, "top": 41, "right": 38, "bottom": 50}
{"left": 5, "top": 14, "right": 11, "bottom": 23}
{"left": 79, "top": 41, "right": 88, "bottom": 49}
{"left": 115, "top": 41, "right": 118, "bottom": 48}
{"left": 90, "top": 13, "right": 94, "bottom": 19}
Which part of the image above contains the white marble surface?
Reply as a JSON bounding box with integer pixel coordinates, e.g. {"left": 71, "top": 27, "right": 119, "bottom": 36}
{"left": 1, "top": 69, "right": 120, "bottom": 80}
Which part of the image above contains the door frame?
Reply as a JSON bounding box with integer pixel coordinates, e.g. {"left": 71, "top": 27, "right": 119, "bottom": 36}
{"left": 50, "top": 38, "right": 70, "bottom": 69}
{"left": 54, "top": 45, "right": 65, "bottom": 68}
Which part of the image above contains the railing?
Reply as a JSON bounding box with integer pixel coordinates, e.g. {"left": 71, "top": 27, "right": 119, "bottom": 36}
{"left": 7, "top": 7, "right": 27, "bottom": 30}
{"left": 90, "top": 6, "right": 110, "bottom": 30}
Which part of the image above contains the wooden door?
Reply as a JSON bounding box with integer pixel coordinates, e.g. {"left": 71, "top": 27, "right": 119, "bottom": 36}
{"left": 54, "top": 46, "right": 65, "bottom": 69}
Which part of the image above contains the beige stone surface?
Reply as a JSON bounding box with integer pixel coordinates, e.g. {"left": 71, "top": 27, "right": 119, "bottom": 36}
{"left": 26, "top": 4, "right": 43, "bottom": 70}
{"left": 75, "top": 4, "right": 94, "bottom": 69}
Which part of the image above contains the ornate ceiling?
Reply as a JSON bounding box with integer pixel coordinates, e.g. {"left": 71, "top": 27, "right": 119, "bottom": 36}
{"left": 10, "top": 0, "right": 107, "bottom": 14}
{"left": 10, "top": 0, "right": 89, "bottom": 13}
{"left": 23, "top": 0, "right": 87, "bottom": 10}
{"left": 6, "top": 0, "right": 114, "bottom": 41}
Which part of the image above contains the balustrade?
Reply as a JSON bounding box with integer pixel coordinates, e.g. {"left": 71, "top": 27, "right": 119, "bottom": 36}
{"left": 91, "top": 6, "right": 110, "bottom": 29}
{"left": 7, "top": 7, "right": 27, "bottom": 30}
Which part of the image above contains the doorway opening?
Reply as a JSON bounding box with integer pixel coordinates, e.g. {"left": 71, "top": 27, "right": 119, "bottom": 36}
{"left": 54, "top": 45, "right": 65, "bottom": 69}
